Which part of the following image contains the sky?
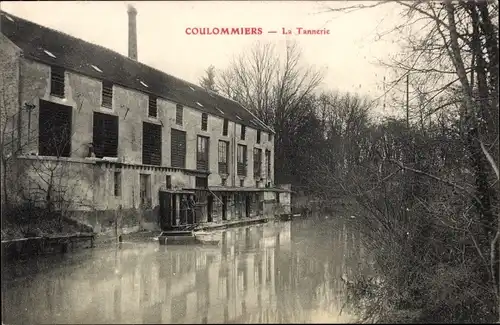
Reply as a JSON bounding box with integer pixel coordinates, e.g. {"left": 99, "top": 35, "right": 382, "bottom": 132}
{"left": 1, "top": 1, "right": 404, "bottom": 113}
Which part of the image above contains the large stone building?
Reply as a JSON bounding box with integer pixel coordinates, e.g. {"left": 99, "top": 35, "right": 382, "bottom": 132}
{"left": 0, "top": 8, "right": 291, "bottom": 233}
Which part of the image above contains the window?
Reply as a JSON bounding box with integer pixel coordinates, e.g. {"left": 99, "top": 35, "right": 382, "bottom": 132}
{"left": 200, "top": 113, "right": 208, "bottom": 131}
{"left": 223, "top": 119, "right": 229, "bottom": 136}
{"left": 114, "top": 171, "right": 121, "bottom": 197}
{"left": 93, "top": 112, "right": 119, "bottom": 158}
{"left": 265, "top": 149, "right": 271, "bottom": 178}
{"left": 50, "top": 66, "right": 65, "bottom": 97}
{"left": 166, "top": 175, "right": 172, "bottom": 189}
{"left": 38, "top": 100, "right": 72, "bottom": 157}
{"left": 176, "top": 104, "right": 183, "bottom": 125}
{"left": 102, "top": 81, "right": 113, "bottom": 108}
{"left": 257, "top": 130, "right": 261, "bottom": 144}
{"left": 195, "top": 176, "right": 208, "bottom": 189}
{"left": 253, "top": 148, "right": 262, "bottom": 178}
{"left": 240, "top": 124, "right": 246, "bottom": 140}
{"left": 221, "top": 178, "right": 227, "bottom": 186}
{"left": 218, "top": 140, "right": 229, "bottom": 175}
{"left": 237, "top": 144, "right": 247, "bottom": 176}
{"left": 269, "top": 133, "right": 273, "bottom": 142}
{"left": 142, "top": 122, "right": 162, "bottom": 166}
{"left": 197, "top": 136, "right": 209, "bottom": 171}
{"left": 171, "top": 128, "right": 186, "bottom": 168}
{"left": 240, "top": 179, "right": 244, "bottom": 187}
{"left": 148, "top": 95, "right": 157, "bottom": 118}
{"left": 139, "top": 174, "right": 151, "bottom": 207}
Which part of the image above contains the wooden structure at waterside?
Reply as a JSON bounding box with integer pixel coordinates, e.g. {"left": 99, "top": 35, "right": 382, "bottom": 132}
{"left": 158, "top": 188, "right": 218, "bottom": 245}
{"left": 158, "top": 189, "right": 197, "bottom": 245}
{"left": 159, "top": 189, "right": 196, "bottom": 231}
{"left": 157, "top": 185, "right": 294, "bottom": 245}
{"left": 158, "top": 186, "right": 228, "bottom": 227}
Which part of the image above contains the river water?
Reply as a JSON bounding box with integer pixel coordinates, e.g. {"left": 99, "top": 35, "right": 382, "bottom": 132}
{"left": 1, "top": 218, "right": 368, "bottom": 324}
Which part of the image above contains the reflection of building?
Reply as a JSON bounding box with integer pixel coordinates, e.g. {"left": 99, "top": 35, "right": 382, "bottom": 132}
{"left": 1, "top": 223, "right": 292, "bottom": 324}
{"left": 2, "top": 221, "right": 364, "bottom": 324}
{"left": 0, "top": 9, "right": 292, "bottom": 234}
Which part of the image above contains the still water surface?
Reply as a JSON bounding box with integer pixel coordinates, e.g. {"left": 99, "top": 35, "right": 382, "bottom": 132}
{"left": 2, "top": 219, "right": 367, "bottom": 324}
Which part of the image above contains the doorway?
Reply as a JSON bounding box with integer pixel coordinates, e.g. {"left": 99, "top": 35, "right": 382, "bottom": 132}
{"left": 159, "top": 191, "right": 170, "bottom": 230}
{"left": 139, "top": 174, "right": 151, "bottom": 207}
{"left": 172, "top": 194, "right": 178, "bottom": 226}
{"left": 222, "top": 195, "right": 228, "bottom": 221}
{"left": 245, "top": 195, "right": 251, "bottom": 218}
{"left": 207, "top": 195, "right": 213, "bottom": 222}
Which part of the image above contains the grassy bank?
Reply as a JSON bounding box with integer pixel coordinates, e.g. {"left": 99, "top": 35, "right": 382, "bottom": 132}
{"left": 336, "top": 190, "right": 499, "bottom": 323}
{"left": 1, "top": 206, "right": 92, "bottom": 241}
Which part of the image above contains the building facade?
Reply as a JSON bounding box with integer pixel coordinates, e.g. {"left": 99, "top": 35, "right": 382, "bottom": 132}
{"left": 0, "top": 9, "right": 291, "bottom": 233}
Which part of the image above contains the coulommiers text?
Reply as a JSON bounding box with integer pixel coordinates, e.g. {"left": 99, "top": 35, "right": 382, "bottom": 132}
{"left": 186, "top": 27, "right": 263, "bottom": 35}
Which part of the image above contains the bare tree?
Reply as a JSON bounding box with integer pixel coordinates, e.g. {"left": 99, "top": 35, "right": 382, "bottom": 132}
{"left": 315, "top": 1, "right": 500, "bottom": 322}
{"left": 199, "top": 65, "right": 218, "bottom": 93}
{"left": 1, "top": 55, "right": 94, "bottom": 238}
{"left": 0, "top": 43, "right": 22, "bottom": 211}
{"left": 314, "top": 91, "right": 374, "bottom": 176}
{"left": 218, "top": 41, "right": 324, "bottom": 129}
{"left": 216, "top": 40, "right": 325, "bottom": 184}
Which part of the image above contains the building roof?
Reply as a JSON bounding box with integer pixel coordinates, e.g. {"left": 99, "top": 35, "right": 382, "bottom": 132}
{"left": 0, "top": 11, "right": 274, "bottom": 134}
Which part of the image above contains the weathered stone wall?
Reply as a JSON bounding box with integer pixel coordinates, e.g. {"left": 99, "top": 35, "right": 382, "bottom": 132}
{"left": 9, "top": 156, "right": 164, "bottom": 233}
{"left": 17, "top": 58, "right": 274, "bottom": 186}
{"left": 2, "top": 52, "right": 279, "bottom": 233}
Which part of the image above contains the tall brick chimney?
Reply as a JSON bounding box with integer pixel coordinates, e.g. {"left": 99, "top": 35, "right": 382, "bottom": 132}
{"left": 127, "top": 4, "right": 138, "bottom": 60}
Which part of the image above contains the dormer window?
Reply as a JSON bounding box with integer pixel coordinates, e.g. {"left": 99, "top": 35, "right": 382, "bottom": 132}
{"left": 44, "top": 49, "right": 56, "bottom": 58}
{"left": 91, "top": 64, "right": 103, "bottom": 73}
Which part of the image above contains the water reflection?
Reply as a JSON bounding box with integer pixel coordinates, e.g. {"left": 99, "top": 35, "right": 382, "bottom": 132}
{"left": 2, "top": 218, "right": 365, "bottom": 324}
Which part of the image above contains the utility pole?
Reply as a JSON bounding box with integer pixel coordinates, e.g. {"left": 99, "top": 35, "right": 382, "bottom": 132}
{"left": 406, "top": 74, "right": 410, "bottom": 129}
{"left": 405, "top": 74, "right": 410, "bottom": 129}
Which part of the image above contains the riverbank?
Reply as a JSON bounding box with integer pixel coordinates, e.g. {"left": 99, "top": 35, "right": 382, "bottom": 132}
{"left": 1, "top": 211, "right": 97, "bottom": 261}
{"left": 1, "top": 232, "right": 95, "bottom": 261}
{"left": 2, "top": 215, "right": 275, "bottom": 258}
{"left": 1, "top": 215, "right": 93, "bottom": 240}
